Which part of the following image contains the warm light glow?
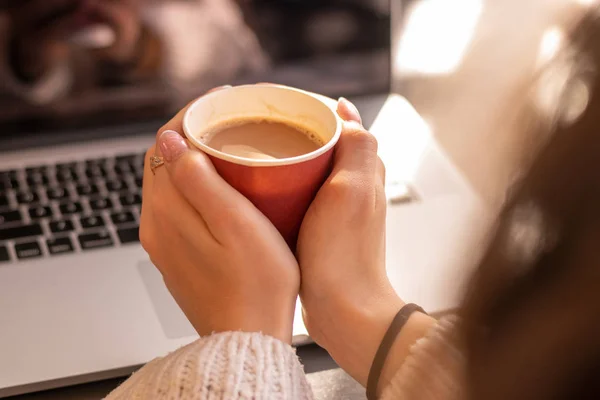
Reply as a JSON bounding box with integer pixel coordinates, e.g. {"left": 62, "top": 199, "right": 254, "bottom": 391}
{"left": 69, "top": 24, "right": 115, "bottom": 49}
{"left": 535, "top": 26, "right": 592, "bottom": 126}
{"left": 561, "top": 78, "right": 591, "bottom": 124}
{"left": 395, "top": 0, "right": 483, "bottom": 76}
{"left": 575, "top": 0, "right": 597, "bottom": 7}
{"left": 535, "top": 64, "right": 571, "bottom": 123}
{"left": 537, "top": 27, "right": 564, "bottom": 68}
{"left": 369, "top": 95, "right": 433, "bottom": 187}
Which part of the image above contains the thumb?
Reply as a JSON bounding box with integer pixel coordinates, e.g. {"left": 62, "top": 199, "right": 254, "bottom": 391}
{"left": 335, "top": 98, "right": 385, "bottom": 186}
{"left": 331, "top": 110, "right": 378, "bottom": 179}
{"left": 156, "top": 130, "right": 252, "bottom": 229}
{"left": 337, "top": 97, "right": 362, "bottom": 125}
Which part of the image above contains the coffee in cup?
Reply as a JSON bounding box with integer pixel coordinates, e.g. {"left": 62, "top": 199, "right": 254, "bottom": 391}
{"left": 200, "top": 117, "right": 324, "bottom": 160}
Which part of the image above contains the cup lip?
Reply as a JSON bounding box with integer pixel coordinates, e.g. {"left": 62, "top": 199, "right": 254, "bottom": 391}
{"left": 183, "top": 84, "right": 343, "bottom": 167}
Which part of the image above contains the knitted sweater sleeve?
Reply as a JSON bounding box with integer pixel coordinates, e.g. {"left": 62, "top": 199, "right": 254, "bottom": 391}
{"left": 106, "top": 332, "right": 313, "bottom": 400}
{"left": 381, "top": 317, "right": 465, "bottom": 400}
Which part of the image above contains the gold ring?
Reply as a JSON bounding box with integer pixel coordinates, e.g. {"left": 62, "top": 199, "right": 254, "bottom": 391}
{"left": 150, "top": 155, "right": 165, "bottom": 175}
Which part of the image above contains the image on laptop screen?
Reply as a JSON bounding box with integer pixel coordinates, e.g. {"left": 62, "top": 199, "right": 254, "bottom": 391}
{"left": 0, "top": 0, "right": 390, "bottom": 140}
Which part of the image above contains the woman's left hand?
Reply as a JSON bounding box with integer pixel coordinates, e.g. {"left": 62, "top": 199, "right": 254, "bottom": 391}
{"left": 139, "top": 99, "right": 300, "bottom": 344}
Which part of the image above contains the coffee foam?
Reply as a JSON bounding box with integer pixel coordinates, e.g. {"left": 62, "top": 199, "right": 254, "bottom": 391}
{"left": 198, "top": 116, "right": 326, "bottom": 147}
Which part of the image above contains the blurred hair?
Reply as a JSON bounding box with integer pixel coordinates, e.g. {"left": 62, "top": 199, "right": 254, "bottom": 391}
{"left": 461, "top": 6, "right": 600, "bottom": 400}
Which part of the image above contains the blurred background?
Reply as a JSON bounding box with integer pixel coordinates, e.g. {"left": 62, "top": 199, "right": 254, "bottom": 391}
{"left": 393, "top": 0, "right": 592, "bottom": 207}
{"left": 0, "top": 0, "right": 389, "bottom": 141}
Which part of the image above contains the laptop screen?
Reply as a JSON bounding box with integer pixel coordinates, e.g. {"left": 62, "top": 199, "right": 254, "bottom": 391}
{"left": 0, "top": 0, "right": 390, "bottom": 143}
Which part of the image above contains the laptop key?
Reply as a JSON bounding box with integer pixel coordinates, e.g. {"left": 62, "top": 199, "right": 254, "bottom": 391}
{"left": 8, "top": 179, "right": 20, "bottom": 190}
{"left": 111, "top": 211, "right": 135, "bottom": 226}
{"left": 106, "top": 179, "right": 128, "bottom": 192}
{"left": 89, "top": 197, "right": 113, "bottom": 211}
{"left": 47, "top": 237, "right": 74, "bottom": 255}
{"left": 47, "top": 187, "right": 70, "bottom": 201}
{"left": 0, "top": 245, "right": 9, "bottom": 262}
{"left": 26, "top": 173, "right": 49, "bottom": 187}
{"left": 0, "top": 194, "right": 8, "bottom": 208}
{"left": 80, "top": 215, "right": 105, "bottom": 229}
{"left": 76, "top": 183, "right": 99, "bottom": 196}
{"left": 117, "top": 226, "right": 139, "bottom": 244}
{"left": 29, "top": 206, "right": 53, "bottom": 220}
{"left": 0, "top": 223, "right": 43, "bottom": 241}
{"left": 86, "top": 165, "right": 107, "bottom": 179}
{"left": 132, "top": 158, "right": 144, "bottom": 169}
{"left": 60, "top": 201, "right": 83, "bottom": 215}
{"left": 15, "top": 241, "right": 42, "bottom": 259}
{"left": 79, "top": 230, "right": 114, "bottom": 250}
{"left": 0, "top": 210, "right": 21, "bottom": 225}
{"left": 114, "top": 162, "right": 132, "bottom": 175}
{"left": 50, "top": 219, "right": 75, "bottom": 233}
{"left": 56, "top": 169, "right": 78, "bottom": 183}
{"left": 0, "top": 170, "right": 17, "bottom": 180}
{"left": 120, "top": 193, "right": 142, "bottom": 206}
{"left": 17, "top": 191, "right": 40, "bottom": 204}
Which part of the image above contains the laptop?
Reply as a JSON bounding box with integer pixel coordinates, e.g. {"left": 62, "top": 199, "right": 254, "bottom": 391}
{"left": 0, "top": 0, "right": 489, "bottom": 397}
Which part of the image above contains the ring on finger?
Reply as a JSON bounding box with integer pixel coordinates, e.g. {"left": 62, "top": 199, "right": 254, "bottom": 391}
{"left": 150, "top": 155, "right": 165, "bottom": 175}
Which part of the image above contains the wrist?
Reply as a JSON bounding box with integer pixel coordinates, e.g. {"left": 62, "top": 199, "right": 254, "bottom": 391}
{"left": 318, "top": 291, "right": 435, "bottom": 391}
{"left": 204, "top": 294, "right": 297, "bottom": 345}
{"left": 313, "top": 288, "right": 403, "bottom": 384}
{"left": 259, "top": 295, "right": 297, "bottom": 344}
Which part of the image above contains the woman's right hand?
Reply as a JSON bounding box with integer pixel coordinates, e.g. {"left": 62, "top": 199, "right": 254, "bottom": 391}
{"left": 297, "top": 98, "right": 436, "bottom": 395}
{"left": 139, "top": 92, "right": 300, "bottom": 344}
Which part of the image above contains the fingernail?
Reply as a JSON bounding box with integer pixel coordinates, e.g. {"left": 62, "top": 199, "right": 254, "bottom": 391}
{"left": 158, "top": 130, "right": 188, "bottom": 162}
{"left": 338, "top": 97, "right": 363, "bottom": 124}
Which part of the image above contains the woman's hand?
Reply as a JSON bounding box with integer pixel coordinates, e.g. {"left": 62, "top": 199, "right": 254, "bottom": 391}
{"left": 139, "top": 95, "right": 300, "bottom": 344}
{"left": 298, "top": 98, "right": 436, "bottom": 393}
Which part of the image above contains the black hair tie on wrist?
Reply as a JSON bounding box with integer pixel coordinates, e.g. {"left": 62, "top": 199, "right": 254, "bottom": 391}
{"left": 366, "top": 303, "right": 426, "bottom": 400}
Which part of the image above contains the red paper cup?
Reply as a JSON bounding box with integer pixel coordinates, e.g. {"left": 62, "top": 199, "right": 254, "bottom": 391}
{"left": 183, "top": 84, "right": 343, "bottom": 249}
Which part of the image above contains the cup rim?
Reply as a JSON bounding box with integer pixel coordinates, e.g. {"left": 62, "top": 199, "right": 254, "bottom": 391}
{"left": 183, "top": 84, "right": 343, "bottom": 167}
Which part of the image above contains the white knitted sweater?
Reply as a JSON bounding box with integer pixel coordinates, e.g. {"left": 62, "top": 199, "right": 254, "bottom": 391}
{"left": 107, "top": 319, "right": 463, "bottom": 399}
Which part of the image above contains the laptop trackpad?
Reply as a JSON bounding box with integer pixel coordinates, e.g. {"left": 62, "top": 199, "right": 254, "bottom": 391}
{"left": 137, "top": 261, "right": 197, "bottom": 339}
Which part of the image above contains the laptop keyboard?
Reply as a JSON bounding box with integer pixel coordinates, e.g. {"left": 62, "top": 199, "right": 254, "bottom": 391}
{"left": 0, "top": 152, "right": 146, "bottom": 263}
